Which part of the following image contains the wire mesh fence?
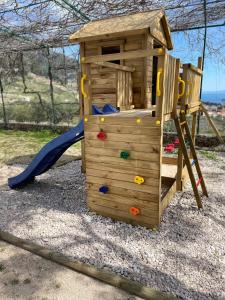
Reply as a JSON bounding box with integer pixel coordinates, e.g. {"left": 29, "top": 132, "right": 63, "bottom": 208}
{"left": 0, "top": 45, "right": 81, "bottom": 127}
{"left": 0, "top": 45, "right": 224, "bottom": 135}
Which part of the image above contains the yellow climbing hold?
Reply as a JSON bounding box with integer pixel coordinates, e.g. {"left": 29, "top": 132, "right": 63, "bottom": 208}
{"left": 84, "top": 117, "right": 88, "bottom": 122}
{"left": 136, "top": 118, "right": 141, "bottom": 124}
{"left": 100, "top": 117, "right": 105, "bottom": 122}
{"left": 81, "top": 57, "right": 85, "bottom": 63}
{"left": 156, "top": 120, "right": 161, "bottom": 125}
{"left": 134, "top": 176, "right": 145, "bottom": 185}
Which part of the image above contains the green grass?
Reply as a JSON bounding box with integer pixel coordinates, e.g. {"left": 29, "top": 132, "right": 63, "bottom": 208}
{"left": 0, "top": 129, "right": 81, "bottom": 166}
{"left": 200, "top": 150, "right": 218, "bottom": 161}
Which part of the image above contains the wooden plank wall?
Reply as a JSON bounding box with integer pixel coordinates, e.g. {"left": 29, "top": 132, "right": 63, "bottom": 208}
{"left": 117, "top": 71, "right": 133, "bottom": 109}
{"left": 124, "top": 34, "right": 146, "bottom": 108}
{"left": 144, "top": 34, "right": 153, "bottom": 109}
{"left": 182, "top": 64, "right": 202, "bottom": 108}
{"left": 83, "top": 34, "right": 146, "bottom": 109}
{"left": 84, "top": 114, "right": 162, "bottom": 228}
{"left": 162, "top": 54, "right": 177, "bottom": 115}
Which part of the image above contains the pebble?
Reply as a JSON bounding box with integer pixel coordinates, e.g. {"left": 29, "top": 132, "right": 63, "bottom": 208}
{"left": 0, "top": 156, "right": 225, "bottom": 300}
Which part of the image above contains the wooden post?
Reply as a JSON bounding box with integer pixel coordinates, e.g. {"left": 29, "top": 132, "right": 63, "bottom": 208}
{"left": 190, "top": 112, "right": 197, "bottom": 158}
{"left": 197, "top": 57, "right": 203, "bottom": 134}
{"left": 155, "top": 55, "right": 166, "bottom": 119}
{"left": 83, "top": 63, "right": 92, "bottom": 116}
{"left": 144, "top": 34, "right": 153, "bottom": 109}
{"left": 80, "top": 43, "right": 86, "bottom": 173}
{"left": 172, "top": 59, "right": 184, "bottom": 191}
{"left": 155, "top": 54, "right": 165, "bottom": 219}
{"left": 201, "top": 104, "right": 224, "bottom": 144}
{"left": 172, "top": 59, "right": 180, "bottom": 116}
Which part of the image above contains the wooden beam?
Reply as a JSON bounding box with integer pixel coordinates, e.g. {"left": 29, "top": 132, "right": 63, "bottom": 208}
{"left": 201, "top": 104, "right": 224, "bottom": 144}
{"left": 190, "top": 112, "right": 197, "bottom": 158}
{"left": 0, "top": 230, "right": 177, "bottom": 300}
{"left": 184, "top": 63, "right": 203, "bottom": 76}
{"left": 80, "top": 42, "right": 86, "bottom": 173}
{"left": 83, "top": 63, "right": 92, "bottom": 115}
{"left": 172, "top": 59, "right": 181, "bottom": 115}
{"left": 69, "top": 29, "right": 147, "bottom": 43}
{"left": 91, "top": 61, "right": 135, "bottom": 72}
{"left": 82, "top": 49, "right": 165, "bottom": 64}
{"left": 198, "top": 57, "right": 203, "bottom": 69}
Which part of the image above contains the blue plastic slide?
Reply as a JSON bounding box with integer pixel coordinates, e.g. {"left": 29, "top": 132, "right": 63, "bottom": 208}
{"left": 8, "top": 104, "right": 118, "bottom": 189}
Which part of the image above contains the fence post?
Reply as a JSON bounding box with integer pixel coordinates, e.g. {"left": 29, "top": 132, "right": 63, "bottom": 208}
{"left": 46, "top": 46, "right": 56, "bottom": 125}
{"left": 0, "top": 75, "right": 7, "bottom": 129}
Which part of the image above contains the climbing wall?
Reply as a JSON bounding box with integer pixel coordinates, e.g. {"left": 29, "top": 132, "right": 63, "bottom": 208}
{"left": 84, "top": 110, "right": 163, "bottom": 228}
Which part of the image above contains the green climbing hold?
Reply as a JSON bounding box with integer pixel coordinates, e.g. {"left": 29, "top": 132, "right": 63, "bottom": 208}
{"left": 120, "top": 151, "right": 130, "bottom": 159}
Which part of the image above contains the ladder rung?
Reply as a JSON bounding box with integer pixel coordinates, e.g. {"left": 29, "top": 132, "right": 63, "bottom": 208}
{"left": 180, "top": 121, "right": 187, "bottom": 126}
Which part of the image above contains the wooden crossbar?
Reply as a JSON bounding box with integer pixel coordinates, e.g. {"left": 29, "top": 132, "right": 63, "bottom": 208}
{"left": 91, "top": 61, "right": 135, "bottom": 72}
{"left": 81, "top": 49, "right": 165, "bottom": 64}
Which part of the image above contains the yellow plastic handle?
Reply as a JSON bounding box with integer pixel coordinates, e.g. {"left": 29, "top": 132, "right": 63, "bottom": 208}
{"left": 186, "top": 80, "right": 193, "bottom": 97}
{"left": 81, "top": 74, "right": 87, "bottom": 98}
{"left": 156, "top": 68, "right": 163, "bottom": 97}
{"left": 178, "top": 76, "right": 186, "bottom": 99}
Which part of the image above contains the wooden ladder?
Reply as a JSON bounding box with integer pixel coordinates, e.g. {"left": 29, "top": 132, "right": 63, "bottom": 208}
{"left": 174, "top": 113, "right": 208, "bottom": 209}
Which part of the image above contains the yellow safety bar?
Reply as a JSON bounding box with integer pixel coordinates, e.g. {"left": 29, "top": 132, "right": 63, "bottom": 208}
{"left": 156, "top": 68, "right": 163, "bottom": 97}
{"left": 81, "top": 74, "right": 87, "bottom": 98}
{"left": 178, "top": 76, "right": 185, "bottom": 99}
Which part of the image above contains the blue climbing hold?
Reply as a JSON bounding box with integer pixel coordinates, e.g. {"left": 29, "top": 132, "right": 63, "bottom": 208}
{"left": 99, "top": 185, "right": 109, "bottom": 194}
{"left": 191, "top": 160, "right": 196, "bottom": 166}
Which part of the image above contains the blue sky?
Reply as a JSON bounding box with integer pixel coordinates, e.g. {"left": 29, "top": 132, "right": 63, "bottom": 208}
{"left": 170, "top": 28, "right": 225, "bottom": 92}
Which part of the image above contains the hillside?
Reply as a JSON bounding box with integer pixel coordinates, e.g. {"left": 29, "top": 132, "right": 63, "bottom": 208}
{"left": 0, "top": 73, "right": 80, "bottom": 124}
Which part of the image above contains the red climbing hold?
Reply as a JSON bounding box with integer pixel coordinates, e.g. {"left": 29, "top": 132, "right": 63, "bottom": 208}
{"left": 164, "top": 143, "right": 174, "bottom": 153}
{"left": 97, "top": 130, "right": 107, "bottom": 141}
{"left": 174, "top": 138, "right": 180, "bottom": 146}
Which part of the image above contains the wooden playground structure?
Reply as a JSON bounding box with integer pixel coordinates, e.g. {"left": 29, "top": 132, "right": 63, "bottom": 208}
{"left": 69, "top": 10, "right": 223, "bottom": 228}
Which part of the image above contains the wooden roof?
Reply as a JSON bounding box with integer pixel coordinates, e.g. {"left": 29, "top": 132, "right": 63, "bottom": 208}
{"left": 69, "top": 10, "right": 173, "bottom": 50}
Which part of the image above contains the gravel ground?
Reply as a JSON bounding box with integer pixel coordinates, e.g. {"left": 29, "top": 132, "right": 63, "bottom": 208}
{"left": 0, "top": 154, "right": 225, "bottom": 300}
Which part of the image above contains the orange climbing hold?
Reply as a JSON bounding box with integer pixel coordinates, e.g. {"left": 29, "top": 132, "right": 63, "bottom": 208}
{"left": 130, "top": 207, "right": 140, "bottom": 216}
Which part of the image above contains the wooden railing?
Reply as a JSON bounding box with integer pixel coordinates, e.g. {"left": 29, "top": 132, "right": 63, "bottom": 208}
{"left": 182, "top": 63, "right": 202, "bottom": 108}
{"left": 156, "top": 53, "right": 179, "bottom": 118}
{"left": 162, "top": 54, "right": 178, "bottom": 115}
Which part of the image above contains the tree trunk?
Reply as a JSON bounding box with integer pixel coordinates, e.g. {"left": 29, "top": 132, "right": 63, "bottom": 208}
{"left": 46, "top": 47, "right": 56, "bottom": 125}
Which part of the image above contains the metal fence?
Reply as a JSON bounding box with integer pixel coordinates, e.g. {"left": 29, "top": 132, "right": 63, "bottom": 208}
{"left": 0, "top": 45, "right": 81, "bottom": 127}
